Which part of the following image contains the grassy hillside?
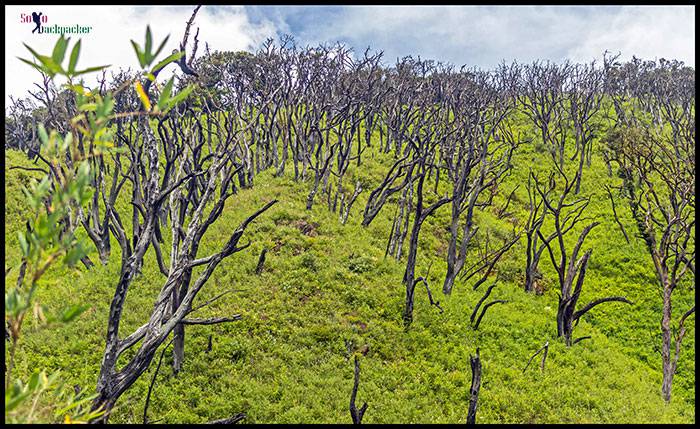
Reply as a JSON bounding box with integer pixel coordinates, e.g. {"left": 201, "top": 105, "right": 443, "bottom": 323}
{"left": 4, "top": 115, "right": 695, "bottom": 423}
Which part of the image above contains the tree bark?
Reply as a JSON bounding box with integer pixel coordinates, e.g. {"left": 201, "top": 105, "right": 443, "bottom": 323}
{"left": 466, "top": 348, "right": 481, "bottom": 425}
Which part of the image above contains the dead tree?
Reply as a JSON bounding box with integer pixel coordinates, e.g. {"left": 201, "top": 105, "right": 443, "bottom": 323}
{"left": 441, "top": 65, "right": 519, "bottom": 295}
{"left": 459, "top": 228, "right": 521, "bottom": 292}
{"left": 523, "top": 170, "right": 551, "bottom": 293}
{"left": 90, "top": 9, "right": 279, "bottom": 419}
{"left": 533, "top": 163, "right": 632, "bottom": 346}
{"left": 466, "top": 348, "right": 482, "bottom": 425}
{"left": 349, "top": 356, "right": 368, "bottom": 424}
{"left": 255, "top": 247, "right": 267, "bottom": 275}
{"left": 6, "top": 95, "right": 41, "bottom": 156}
{"left": 473, "top": 299, "right": 507, "bottom": 331}
{"left": 93, "top": 165, "right": 277, "bottom": 420}
{"left": 361, "top": 58, "right": 454, "bottom": 327}
{"left": 469, "top": 283, "right": 508, "bottom": 331}
{"left": 518, "top": 61, "right": 572, "bottom": 169}
{"left": 339, "top": 180, "right": 363, "bottom": 225}
{"left": 398, "top": 71, "right": 453, "bottom": 326}
{"left": 470, "top": 282, "right": 497, "bottom": 324}
{"left": 401, "top": 167, "right": 451, "bottom": 327}
{"left": 566, "top": 61, "right": 604, "bottom": 194}
{"left": 605, "top": 57, "right": 695, "bottom": 402}
{"left": 603, "top": 184, "right": 630, "bottom": 244}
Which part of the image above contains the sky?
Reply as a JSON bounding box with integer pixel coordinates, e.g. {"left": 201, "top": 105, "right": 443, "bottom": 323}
{"left": 4, "top": 5, "right": 695, "bottom": 105}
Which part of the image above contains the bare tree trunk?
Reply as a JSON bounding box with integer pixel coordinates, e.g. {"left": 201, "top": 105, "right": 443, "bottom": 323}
{"left": 349, "top": 356, "right": 368, "bottom": 424}
{"left": 660, "top": 284, "right": 673, "bottom": 403}
{"left": 466, "top": 348, "right": 481, "bottom": 424}
{"left": 442, "top": 204, "right": 460, "bottom": 295}
{"left": 402, "top": 206, "right": 421, "bottom": 327}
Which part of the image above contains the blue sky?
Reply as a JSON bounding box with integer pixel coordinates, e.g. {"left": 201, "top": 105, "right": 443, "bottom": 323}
{"left": 5, "top": 5, "right": 695, "bottom": 103}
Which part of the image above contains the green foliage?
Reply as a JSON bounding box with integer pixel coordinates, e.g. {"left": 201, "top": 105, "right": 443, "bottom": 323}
{"left": 18, "top": 35, "right": 109, "bottom": 78}
{"left": 5, "top": 30, "right": 153, "bottom": 424}
{"left": 131, "top": 26, "right": 172, "bottom": 70}
{"left": 4, "top": 32, "right": 694, "bottom": 424}
{"left": 5, "top": 125, "right": 694, "bottom": 422}
{"left": 129, "top": 25, "right": 194, "bottom": 114}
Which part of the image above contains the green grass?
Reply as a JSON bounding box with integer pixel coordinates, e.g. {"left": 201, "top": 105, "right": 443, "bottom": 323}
{"left": 4, "top": 117, "right": 694, "bottom": 423}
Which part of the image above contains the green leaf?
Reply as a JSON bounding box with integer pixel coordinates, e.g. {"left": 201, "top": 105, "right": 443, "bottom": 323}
{"left": 68, "top": 39, "right": 81, "bottom": 73}
{"left": 145, "top": 26, "right": 153, "bottom": 62}
{"left": 166, "top": 85, "right": 194, "bottom": 111}
{"left": 18, "top": 232, "right": 29, "bottom": 257}
{"left": 23, "top": 43, "right": 44, "bottom": 61}
{"left": 73, "top": 65, "right": 111, "bottom": 77}
{"left": 152, "top": 34, "right": 170, "bottom": 62}
{"left": 27, "top": 371, "right": 41, "bottom": 392}
{"left": 24, "top": 42, "right": 64, "bottom": 76}
{"left": 37, "top": 124, "right": 49, "bottom": 145}
{"left": 5, "top": 289, "right": 19, "bottom": 315}
{"left": 131, "top": 40, "right": 145, "bottom": 68}
{"left": 59, "top": 304, "right": 89, "bottom": 323}
{"left": 66, "top": 83, "right": 85, "bottom": 95}
{"left": 64, "top": 131, "right": 74, "bottom": 149}
{"left": 63, "top": 245, "right": 86, "bottom": 268}
{"left": 78, "top": 103, "right": 97, "bottom": 112}
{"left": 97, "top": 93, "right": 114, "bottom": 120}
{"left": 54, "top": 393, "right": 98, "bottom": 416}
{"left": 157, "top": 77, "right": 174, "bottom": 111}
{"left": 52, "top": 35, "right": 70, "bottom": 66}
{"left": 17, "top": 57, "right": 44, "bottom": 73}
{"left": 151, "top": 50, "right": 184, "bottom": 75}
{"left": 5, "top": 388, "right": 32, "bottom": 412}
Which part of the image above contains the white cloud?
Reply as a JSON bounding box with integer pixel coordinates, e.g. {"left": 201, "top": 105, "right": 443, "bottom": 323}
{"left": 567, "top": 6, "right": 695, "bottom": 65}
{"left": 4, "top": 5, "right": 277, "bottom": 104}
{"left": 275, "top": 6, "right": 694, "bottom": 69}
{"left": 5, "top": 5, "right": 694, "bottom": 107}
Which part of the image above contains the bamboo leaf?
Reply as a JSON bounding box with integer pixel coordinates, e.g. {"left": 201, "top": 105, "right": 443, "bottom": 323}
{"left": 152, "top": 34, "right": 170, "bottom": 62}
{"left": 165, "top": 84, "right": 194, "bottom": 112}
{"left": 52, "top": 35, "right": 69, "bottom": 66}
{"left": 134, "top": 81, "right": 151, "bottom": 111}
{"left": 145, "top": 26, "right": 153, "bottom": 62}
{"left": 157, "top": 77, "right": 174, "bottom": 111}
{"left": 131, "top": 40, "right": 145, "bottom": 68}
{"left": 68, "top": 39, "right": 81, "bottom": 74}
{"left": 150, "top": 50, "right": 184, "bottom": 75}
{"left": 73, "top": 65, "right": 111, "bottom": 77}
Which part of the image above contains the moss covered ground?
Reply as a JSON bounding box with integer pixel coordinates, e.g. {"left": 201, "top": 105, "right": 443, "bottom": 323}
{"left": 4, "top": 115, "right": 695, "bottom": 423}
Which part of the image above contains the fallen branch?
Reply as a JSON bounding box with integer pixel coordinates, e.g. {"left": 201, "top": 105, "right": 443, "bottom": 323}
{"left": 206, "top": 413, "right": 246, "bottom": 424}
{"left": 180, "top": 316, "right": 242, "bottom": 326}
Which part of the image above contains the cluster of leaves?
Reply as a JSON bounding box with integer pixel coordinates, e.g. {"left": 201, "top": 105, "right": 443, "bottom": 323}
{"left": 6, "top": 35, "right": 112, "bottom": 424}
{"left": 131, "top": 26, "right": 194, "bottom": 114}
{"left": 6, "top": 25, "right": 199, "bottom": 424}
{"left": 19, "top": 36, "right": 108, "bottom": 78}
